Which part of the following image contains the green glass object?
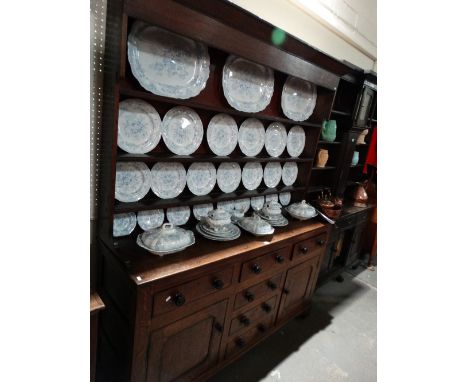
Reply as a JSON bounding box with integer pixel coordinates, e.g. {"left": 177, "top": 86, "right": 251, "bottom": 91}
{"left": 321, "top": 120, "right": 337, "bottom": 142}
{"left": 351, "top": 151, "right": 359, "bottom": 166}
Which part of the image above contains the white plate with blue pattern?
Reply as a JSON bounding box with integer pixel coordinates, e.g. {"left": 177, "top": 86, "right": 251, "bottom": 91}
{"left": 281, "top": 76, "right": 317, "bottom": 121}
{"left": 242, "top": 162, "right": 263, "bottom": 190}
{"left": 222, "top": 55, "right": 274, "bottom": 112}
{"left": 265, "top": 122, "right": 287, "bottom": 157}
{"left": 113, "top": 212, "right": 137, "bottom": 237}
{"left": 127, "top": 21, "right": 210, "bottom": 99}
{"left": 162, "top": 106, "right": 204, "bottom": 155}
{"left": 286, "top": 126, "right": 305, "bottom": 157}
{"left": 137, "top": 209, "right": 164, "bottom": 231}
{"left": 193, "top": 203, "right": 214, "bottom": 221}
{"left": 250, "top": 196, "right": 265, "bottom": 211}
{"left": 118, "top": 99, "right": 161, "bottom": 154}
{"left": 187, "top": 162, "right": 217, "bottom": 196}
{"left": 207, "top": 114, "right": 238, "bottom": 156}
{"left": 282, "top": 162, "right": 298, "bottom": 186}
{"left": 217, "top": 162, "right": 241, "bottom": 193}
{"left": 263, "top": 162, "right": 282, "bottom": 188}
{"left": 115, "top": 162, "right": 151, "bottom": 202}
{"left": 167, "top": 206, "right": 191, "bottom": 226}
{"left": 238, "top": 118, "right": 265, "bottom": 156}
{"left": 151, "top": 162, "right": 186, "bottom": 199}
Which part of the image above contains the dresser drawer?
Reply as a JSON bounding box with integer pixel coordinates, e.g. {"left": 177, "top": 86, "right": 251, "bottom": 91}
{"left": 234, "top": 272, "right": 283, "bottom": 310}
{"left": 239, "top": 246, "right": 290, "bottom": 283}
{"left": 152, "top": 265, "right": 234, "bottom": 318}
{"left": 291, "top": 233, "right": 327, "bottom": 261}
{"left": 225, "top": 320, "right": 271, "bottom": 359}
{"left": 229, "top": 295, "right": 277, "bottom": 336}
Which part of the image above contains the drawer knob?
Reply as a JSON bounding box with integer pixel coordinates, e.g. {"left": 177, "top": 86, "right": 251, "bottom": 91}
{"left": 212, "top": 278, "right": 224, "bottom": 290}
{"left": 257, "top": 323, "right": 267, "bottom": 333}
{"left": 316, "top": 239, "right": 325, "bottom": 245}
{"left": 244, "top": 290, "right": 255, "bottom": 302}
{"left": 262, "top": 303, "right": 272, "bottom": 313}
{"left": 251, "top": 263, "right": 262, "bottom": 274}
{"left": 236, "top": 337, "right": 245, "bottom": 348}
{"left": 267, "top": 280, "right": 277, "bottom": 290}
{"left": 283, "top": 288, "right": 290, "bottom": 295}
{"left": 300, "top": 246, "right": 308, "bottom": 254}
{"left": 172, "top": 292, "right": 186, "bottom": 307}
{"left": 239, "top": 315, "right": 250, "bottom": 326}
{"left": 214, "top": 322, "right": 224, "bottom": 332}
{"left": 275, "top": 255, "right": 285, "bottom": 264}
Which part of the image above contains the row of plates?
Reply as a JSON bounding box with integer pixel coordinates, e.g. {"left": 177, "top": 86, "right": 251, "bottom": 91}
{"left": 127, "top": 21, "right": 317, "bottom": 119}
{"left": 118, "top": 100, "right": 306, "bottom": 157}
{"left": 115, "top": 161, "right": 298, "bottom": 202}
{"left": 113, "top": 193, "right": 291, "bottom": 237}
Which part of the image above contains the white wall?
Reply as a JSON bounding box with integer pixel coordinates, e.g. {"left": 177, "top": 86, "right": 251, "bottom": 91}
{"left": 229, "top": 0, "right": 377, "bottom": 72}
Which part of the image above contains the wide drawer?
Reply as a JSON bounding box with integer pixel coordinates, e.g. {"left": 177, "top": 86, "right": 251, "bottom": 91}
{"left": 229, "top": 295, "right": 277, "bottom": 336}
{"left": 152, "top": 265, "right": 234, "bottom": 318}
{"left": 239, "top": 246, "right": 290, "bottom": 283}
{"left": 291, "top": 233, "right": 327, "bottom": 261}
{"left": 234, "top": 272, "right": 283, "bottom": 310}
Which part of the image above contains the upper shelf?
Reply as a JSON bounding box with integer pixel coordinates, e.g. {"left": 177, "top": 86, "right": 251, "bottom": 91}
{"left": 117, "top": 153, "right": 314, "bottom": 164}
{"left": 119, "top": 79, "right": 322, "bottom": 129}
{"left": 331, "top": 109, "right": 352, "bottom": 117}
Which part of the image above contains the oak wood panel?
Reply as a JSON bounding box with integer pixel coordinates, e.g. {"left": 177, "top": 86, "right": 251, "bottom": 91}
{"left": 146, "top": 300, "right": 228, "bottom": 382}
{"left": 123, "top": 0, "right": 339, "bottom": 90}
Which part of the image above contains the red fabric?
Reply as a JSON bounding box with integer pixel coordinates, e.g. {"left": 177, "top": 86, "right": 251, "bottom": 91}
{"left": 363, "top": 126, "right": 377, "bottom": 174}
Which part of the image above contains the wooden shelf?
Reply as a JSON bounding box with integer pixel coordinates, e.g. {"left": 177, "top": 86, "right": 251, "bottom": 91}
{"left": 318, "top": 140, "right": 341, "bottom": 145}
{"left": 114, "top": 186, "right": 306, "bottom": 213}
{"left": 331, "top": 109, "right": 351, "bottom": 117}
{"left": 307, "top": 185, "right": 330, "bottom": 193}
{"left": 117, "top": 153, "right": 314, "bottom": 164}
{"left": 119, "top": 79, "right": 322, "bottom": 129}
{"left": 311, "top": 166, "right": 335, "bottom": 171}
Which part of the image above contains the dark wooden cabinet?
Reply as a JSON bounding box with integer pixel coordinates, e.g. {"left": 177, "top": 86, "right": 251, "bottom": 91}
{"left": 278, "top": 256, "right": 320, "bottom": 322}
{"left": 146, "top": 300, "right": 227, "bottom": 382}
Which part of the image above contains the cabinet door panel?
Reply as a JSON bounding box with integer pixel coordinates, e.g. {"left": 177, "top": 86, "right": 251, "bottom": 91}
{"left": 277, "top": 259, "right": 319, "bottom": 321}
{"left": 146, "top": 300, "right": 227, "bottom": 382}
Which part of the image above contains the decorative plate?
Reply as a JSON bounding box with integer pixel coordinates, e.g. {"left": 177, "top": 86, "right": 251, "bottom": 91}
{"left": 196, "top": 223, "right": 241, "bottom": 241}
{"left": 222, "top": 55, "right": 274, "bottom": 112}
{"left": 151, "top": 162, "right": 186, "bottom": 199}
{"left": 263, "top": 162, "right": 282, "bottom": 188}
{"left": 118, "top": 99, "right": 161, "bottom": 154}
{"left": 250, "top": 196, "right": 265, "bottom": 211}
{"left": 207, "top": 114, "right": 238, "bottom": 156}
{"left": 279, "top": 192, "right": 291, "bottom": 206}
{"left": 187, "top": 162, "right": 216, "bottom": 196}
{"left": 137, "top": 209, "right": 164, "bottom": 231}
{"left": 265, "top": 122, "right": 287, "bottom": 157}
{"left": 286, "top": 126, "right": 306, "bottom": 157}
{"left": 242, "top": 162, "right": 263, "bottom": 190}
{"left": 127, "top": 21, "right": 210, "bottom": 99}
{"left": 217, "top": 200, "right": 235, "bottom": 212}
{"left": 162, "top": 106, "right": 203, "bottom": 155}
{"left": 234, "top": 198, "right": 250, "bottom": 214}
{"left": 281, "top": 75, "right": 317, "bottom": 121}
{"left": 113, "top": 212, "right": 137, "bottom": 237}
{"left": 166, "top": 206, "right": 190, "bottom": 226}
{"left": 238, "top": 118, "right": 265, "bottom": 156}
{"left": 265, "top": 194, "right": 279, "bottom": 204}
{"left": 282, "top": 162, "right": 298, "bottom": 186}
{"left": 193, "top": 203, "right": 214, "bottom": 221}
{"left": 115, "top": 162, "right": 151, "bottom": 202}
{"left": 216, "top": 162, "right": 241, "bottom": 193}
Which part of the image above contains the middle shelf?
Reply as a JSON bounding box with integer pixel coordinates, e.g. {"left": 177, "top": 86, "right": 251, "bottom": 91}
{"left": 117, "top": 153, "right": 314, "bottom": 163}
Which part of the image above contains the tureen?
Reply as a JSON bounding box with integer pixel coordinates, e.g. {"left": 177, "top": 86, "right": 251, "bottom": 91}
{"left": 238, "top": 214, "right": 274, "bottom": 236}
{"left": 136, "top": 223, "right": 195, "bottom": 255}
{"left": 286, "top": 200, "right": 317, "bottom": 220}
{"left": 203, "top": 208, "right": 232, "bottom": 228}
{"left": 260, "top": 201, "right": 283, "bottom": 218}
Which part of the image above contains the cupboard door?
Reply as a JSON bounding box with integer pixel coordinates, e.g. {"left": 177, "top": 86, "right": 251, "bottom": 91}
{"left": 146, "top": 300, "right": 227, "bottom": 382}
{"left": 277, "top": 259, "right": 319, "bottom": 321}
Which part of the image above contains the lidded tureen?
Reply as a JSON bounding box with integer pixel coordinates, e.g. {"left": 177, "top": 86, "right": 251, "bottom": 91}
{"left": 260, "top": 201, "right": 282, "bottom": 218}
{"left": 238, "top": 213, "right": 274, "bottom": 236}
{"left": 286, "top": 200, "right": 317, "bottom": 220}
{"left": 203, "top": 208, "right": 232, "bottom": 228}
{"left": 136, "top": 223, "right": 195, "bottom": 255}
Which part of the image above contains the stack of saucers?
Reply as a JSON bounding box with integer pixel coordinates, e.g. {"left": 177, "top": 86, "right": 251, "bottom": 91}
{"left": 196, "top": 208, "right": 241, "bottom": 241}
{"left": 258, "top": 201, "right": 288, "bottom": 227}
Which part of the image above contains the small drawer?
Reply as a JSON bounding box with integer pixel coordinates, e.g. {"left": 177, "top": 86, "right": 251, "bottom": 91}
{"left": 229, "top": 295, "right": 277, "bottom": 336}
{"left": 225, "top": 321, "right": 271, "bottom": 359}
{"left": 240, "top": 246, "right": 290, "bottom": 283}
{"left": 152, "top": 266, "right": 234, "bottom": 318}
{"left": 291, "top": 233, "right": 327, "bottom": 261}
{"left": 234, "top": 272, "right": 283, "bottom": 310}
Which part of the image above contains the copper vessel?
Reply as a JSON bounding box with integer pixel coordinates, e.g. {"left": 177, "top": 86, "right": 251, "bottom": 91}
{"left": 353, "top": 183, "right": 368, "bottom": 207}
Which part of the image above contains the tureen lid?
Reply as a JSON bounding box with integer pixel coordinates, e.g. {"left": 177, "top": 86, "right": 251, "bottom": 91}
{"left": 138, "top": 223, "right": 194, "bottom": 252}
{"left": 208, "top": 208, "right": 231, "bottom": 221}
{"left": 287, "top": 200, "right": 316, "bottom": 217}
{"left": 261, "top": 201, "right": 282, "bottom": 216}
{"left": 239, "top": 213, "right": 274, "bottom": 235}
